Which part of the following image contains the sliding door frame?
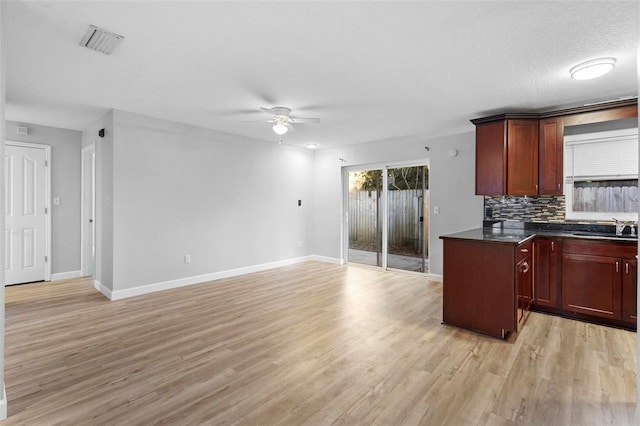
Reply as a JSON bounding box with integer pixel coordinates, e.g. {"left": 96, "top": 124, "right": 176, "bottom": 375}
{"left": 342, "top": 158, "right": 430, "bottom": 272}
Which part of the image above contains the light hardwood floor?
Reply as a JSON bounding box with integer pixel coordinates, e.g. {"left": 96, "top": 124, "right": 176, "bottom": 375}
{"left": 2, "top": 261, "right": 637, "bottom": 425}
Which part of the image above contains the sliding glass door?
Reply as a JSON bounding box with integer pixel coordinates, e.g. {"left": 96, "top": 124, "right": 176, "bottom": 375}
{"left": 347, "top": 169, "right": 383, "bottom": 267}
{"left": 346, "top": 164, "right": 429, "bottom": 273}
{"left": 386, "top": 166, "right": 428, "bottom": 272}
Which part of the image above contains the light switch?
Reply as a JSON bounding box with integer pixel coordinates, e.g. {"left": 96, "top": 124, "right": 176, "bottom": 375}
{"left": 434, "top": 206, "right": 440, "bottom": 214}
{"left": 53, "top": 197, "right": 60, "bottom": 206}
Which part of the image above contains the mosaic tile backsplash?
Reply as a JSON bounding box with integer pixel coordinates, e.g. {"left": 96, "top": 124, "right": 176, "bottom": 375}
{"left": 484, "top": 195, "right": 566, "bottom": 222}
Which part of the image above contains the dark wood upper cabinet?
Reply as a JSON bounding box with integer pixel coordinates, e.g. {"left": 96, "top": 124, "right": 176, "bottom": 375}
{"left": 507, "top": 120, "right": 539, "bottom": 195}
{"left": 538, "top": 118, "right": 563, "bottom": 195}
{"left": 472, "top": 99, "right": 637, "bottom": 196}
{"left": 475, "top": 121, "right": 506, "bottom": 195}
{"left": 474, "top": 119, "right": 538, "bottom": 195}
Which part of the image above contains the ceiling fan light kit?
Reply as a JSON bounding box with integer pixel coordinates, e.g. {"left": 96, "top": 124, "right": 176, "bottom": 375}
{"left": 243, "top": 106, "right": 321, "bottom": 138}
{"left": 570, "top": 57, "right": 616, "bottom": 80}
{"left": 273, "top": 121, "right": 288, "bottom": 135}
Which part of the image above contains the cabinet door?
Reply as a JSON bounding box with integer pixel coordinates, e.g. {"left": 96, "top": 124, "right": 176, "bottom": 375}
{"left": 475, "top": 121, "right": 506, "bottom": 195}
{"left": 533, "top": 238, "right": 560, "bottom": 308}
{"left": 507, "top": 120, "right": 539, "bottom": 195}
{"left": 517, "top": 255, "right": 532, "bottom": 328}
{"left": 622, "top": 258, "right": 637, "bottom": 324}
{"left": 538, "top": 118, "right": 563, "bottom": 195}
{"left": 562, "top": 254, "right": 622, "bottom": 320}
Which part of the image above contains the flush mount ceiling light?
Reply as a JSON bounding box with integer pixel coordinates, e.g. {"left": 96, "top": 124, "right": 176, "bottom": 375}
{"left": 570, "top": 58, "right": 616, "bottom": 80}
{"left": 306, "top": 143, "right": 318, "bottom": 149}
{"left": 80, "top": 25, "right": 124, "bottom": 55}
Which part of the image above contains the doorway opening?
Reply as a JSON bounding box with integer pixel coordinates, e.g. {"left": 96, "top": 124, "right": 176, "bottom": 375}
{"left": 345, "top": 163, "right": 429, "bottom": 273}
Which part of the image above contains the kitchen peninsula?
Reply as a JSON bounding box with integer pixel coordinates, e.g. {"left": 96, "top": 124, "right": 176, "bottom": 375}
{"left": 441, "top": 222, "right": 638, "bottom": 339}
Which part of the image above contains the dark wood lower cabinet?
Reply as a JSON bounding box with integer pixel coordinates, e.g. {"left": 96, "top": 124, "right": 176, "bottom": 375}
{"left": 441, "top": 235, "right": 637, "bottom": 340}
{"left": 561, "top": 239, "right": 637, "bottom": 324}
{"left": 442, "top": 239, "right": 518, "bottom": 339}
{"left": 562, "top": 253, "right": 622, "bottom": 320}
{"left": 622, "top": 258, "right": 637, "bottom": 324}
{"left": 532, "top": 237, "right": 561, "bottom": 308}
{"left": 516, "top": 254, "right": 532, "bottom": 325}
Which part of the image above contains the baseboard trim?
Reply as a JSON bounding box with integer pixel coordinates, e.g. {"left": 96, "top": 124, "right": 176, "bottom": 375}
{"left": 51, "top": 270, "right": 82, "bottom": 281}
{"left": 307, "top": 255, "right": 344, "bottom": 265}
{"left": 109, "top": 256, "right": 342, "bottom": 301}
{"left": 94, "top": 280, "right": 112, "bottom": 300}
{"left": 0, "top": 382, "right": 7, "bottom": 420}
{"left": 427, "top": 273, "right": 443, "bottom": 282}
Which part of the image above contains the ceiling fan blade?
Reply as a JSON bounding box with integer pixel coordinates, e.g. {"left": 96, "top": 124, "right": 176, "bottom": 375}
{"left": 289, "top": 116, "right": 321, "bottom": 124}
{"left": 285, "top": 122, "right": 297, "bottom": 131}
{"left": 242, "top": 119, "right": 275, "bottom": 123}
{"left": 260, "top": 107, "right": 274, "bottom": 115}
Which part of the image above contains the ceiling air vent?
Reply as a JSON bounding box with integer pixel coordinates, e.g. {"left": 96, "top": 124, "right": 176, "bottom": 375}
{"left": 79, "top": 25, "right": 124, "bottom": 55}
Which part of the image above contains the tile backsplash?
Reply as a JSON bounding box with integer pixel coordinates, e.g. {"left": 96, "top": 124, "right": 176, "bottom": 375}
{"left": 484, "top": 195, "right": 566, "bottom": 222}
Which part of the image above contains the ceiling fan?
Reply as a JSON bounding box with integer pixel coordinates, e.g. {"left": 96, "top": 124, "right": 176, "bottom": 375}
{"left": 243, "top": 106, "right": 321, "bottom": 135}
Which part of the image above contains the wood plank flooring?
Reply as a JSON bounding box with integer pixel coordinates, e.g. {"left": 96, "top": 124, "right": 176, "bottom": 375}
{"left": 2, "top": 261, "right": 637, "bottom": 425}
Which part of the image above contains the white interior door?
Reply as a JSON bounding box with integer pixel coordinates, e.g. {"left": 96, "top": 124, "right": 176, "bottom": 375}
{"left": 81, "top": 144, "right": 96, "bottom": 277}
{"left": 5, "top": 143, "right": 49, "bottom": 285}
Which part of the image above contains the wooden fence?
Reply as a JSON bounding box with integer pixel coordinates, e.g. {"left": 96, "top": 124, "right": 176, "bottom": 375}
{"left": 573, "top": 185, "right": 638, "bottom": 212}
{"left": 348, "top": 189, "right": 429, "bottom": 253}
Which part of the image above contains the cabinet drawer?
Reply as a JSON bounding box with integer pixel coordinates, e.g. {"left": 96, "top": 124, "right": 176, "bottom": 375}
{"left": 516, "top": 240, "right": 533, "bottom": 262}
{"left": 563, "top": 238, "right": 637, "bottom": 259}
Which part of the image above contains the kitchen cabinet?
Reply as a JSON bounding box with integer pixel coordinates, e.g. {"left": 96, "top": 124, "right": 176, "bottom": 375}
{"left": 474, "top": 119, "right": 538, "bottom": 196}
{"left": 442, "top": 235, "right": 532, "bottom": 339}
{"left": 538, "top": 118, "right": 563, "bottom": 195}
{"left": 472, "top": 99, "right": 637, "bottom": 197}
{"left": 622, "top": 258, "right": 637, "bottom": 324}
{"left": 532, "top": 237, "right": 561, "bottom": 308}
{"left": 516, "top": 243, "right": 533, "bottom": 325}
{"left": 562, "top": 239, "right": 636, "bottom": 321}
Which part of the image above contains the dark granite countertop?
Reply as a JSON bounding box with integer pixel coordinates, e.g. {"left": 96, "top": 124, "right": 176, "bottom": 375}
{"left": 440, "top": 221, "right": 638, "bottom": 245}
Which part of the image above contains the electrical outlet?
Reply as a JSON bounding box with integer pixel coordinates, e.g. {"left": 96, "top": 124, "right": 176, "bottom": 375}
{"left": 184, "top": 255, "right": 191, "bottom": 264}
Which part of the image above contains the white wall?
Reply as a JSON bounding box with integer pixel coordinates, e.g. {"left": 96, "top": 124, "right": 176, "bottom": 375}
{"left": 108, "top": 110, "right": 313, "bottom": 292}
{"left": 311, "top": 131, "right": 483, "bottom": 276}
{"left": 5, "top": 121, "right": 82, "bottom": 276}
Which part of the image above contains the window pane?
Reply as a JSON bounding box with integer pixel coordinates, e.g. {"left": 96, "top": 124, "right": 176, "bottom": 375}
{"left": 572, "top": 179, "right": 638, "bottom": 212}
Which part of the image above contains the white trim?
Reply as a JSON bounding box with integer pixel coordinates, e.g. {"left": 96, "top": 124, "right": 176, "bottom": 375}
{"left": 93, "top": 280, "right": 112, "bottom": 300}
{"left": 5, "top": 140, "right": 51, "bottom": 282}
{"left": 109, "top": 256, "right": 337, "bottom": 301}
{"left": 0, "top": 383, "right": 6, "bottom": 420}
{"left": 51, "top": 270, "right": 82, "bottom": 281}
{"left": 308, "top": 255, "right": 344, "bottom": 265}
{"left": 427, "top": 273, "right": 443, "bottom": 282}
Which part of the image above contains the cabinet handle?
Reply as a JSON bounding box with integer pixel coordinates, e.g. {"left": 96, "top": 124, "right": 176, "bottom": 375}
{"left": 522, "top": 262, "right": 529, "bottom": 274}
{"left": 520, "top": 248, "right": 529, "bottom": 253}
{"left": 616, "top": 261, "right": 619, "bottom": 273}
{"left": 551, "top": 241, "right": 555, "bottom": 252}
{"left": 557, "top": 183, "right": 561, "bottom": 190}
{"left": 626, "top": 262, "right": 629, "bottom": 274}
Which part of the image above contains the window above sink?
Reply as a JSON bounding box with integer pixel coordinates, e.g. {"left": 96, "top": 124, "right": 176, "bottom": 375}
{"left": 564, "top": 123, "right": 638, "bottom": 222}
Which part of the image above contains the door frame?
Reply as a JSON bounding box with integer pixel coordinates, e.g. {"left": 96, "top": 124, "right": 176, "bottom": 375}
{"left": 80, "top": 144, "right": 95, "bottom": 277}
{"left": 342, "top": 158, "right": 429, "bottom": 273}
{"left": 5, "top": 141, "right": 52, "bottom": 282}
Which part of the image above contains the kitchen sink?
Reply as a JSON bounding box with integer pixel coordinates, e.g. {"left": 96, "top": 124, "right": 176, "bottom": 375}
{"left": 572, "top": 232, "right": 638, "bottom": 239}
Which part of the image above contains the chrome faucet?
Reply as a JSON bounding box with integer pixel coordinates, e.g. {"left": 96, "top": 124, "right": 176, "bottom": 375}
{"left": 613, "top": 218, "right": 633, "bottom": 236}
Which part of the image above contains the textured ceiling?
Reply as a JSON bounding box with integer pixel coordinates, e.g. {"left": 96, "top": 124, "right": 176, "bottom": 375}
{"left": 5, "top": 1, "right": 639, "bottom": 149}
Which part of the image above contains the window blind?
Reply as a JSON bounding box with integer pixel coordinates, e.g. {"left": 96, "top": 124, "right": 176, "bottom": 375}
{"left": 565, "top": 129, "right": 639, "bottom": 181}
